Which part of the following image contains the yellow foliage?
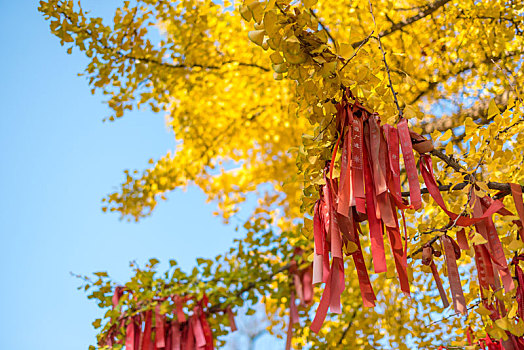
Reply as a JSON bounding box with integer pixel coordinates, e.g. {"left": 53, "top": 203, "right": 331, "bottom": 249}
{"left": 39, "top": 0, "right": 524, "bottom": 348}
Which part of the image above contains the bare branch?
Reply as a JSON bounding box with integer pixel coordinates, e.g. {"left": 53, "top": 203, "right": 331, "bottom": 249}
{"left": 352, "top": 0, "right": 452, "bottom": 48}
{"left": 401, "top": 181, "right": 524, "bottom": 198}
{"left": 125, "top": 55, "right": 271, "bottom": 72}
{"left": 311, "top": 10, "right": 338, "bottom": 51}
{"left": 369, "top": 1, "right": 403, "bottom": 119}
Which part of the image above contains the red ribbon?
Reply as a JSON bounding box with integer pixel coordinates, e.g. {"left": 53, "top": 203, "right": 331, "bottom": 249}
{"left": 142, "top": 310, "right": 154, "bottom": 350}
{"left": 351, "top": 114, "right": 366, "bottom": 213}
{"left": 420, "top": 155, "right": 505, "bottom": 226}
{"left": 513, "top": 256, "right": 524, "bottom": 321}
{"left": 442, "top": 235, "right": 467, "bottom": 315}
{"left": 363, "top": 134, "right": 387, "bottom": 273}
{"left": 474, "top": 191, "right": 514, "bottom": 292}
{"left": 225, "top": 306, "right": 237, "bottom": 332}
{"left": 398, "top": 119, "right": 421, "bottom": 209}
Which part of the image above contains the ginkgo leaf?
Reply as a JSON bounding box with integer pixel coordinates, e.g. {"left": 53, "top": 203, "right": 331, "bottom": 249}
{"left": 470, "top": 232, "right": 488, "bottom": 245}
{"left": 495, "top": 317, "right": 511, "bottom": 331}
{"left": 440, "top": 129, "right": 452, "bottom": 142}
{"left": 344, "top": 241, "right": 358, "bottom": 255}
{"left": 303, "top": 0, "right": 318, "bottom": 8}
{"left": 338, "top": 43, "right": 355, "bottom": 59}
{"left": 487, "top": 99, "right": 500, "bottom": 118}
{"left": 508, "top": 239, "right": 524, "bottom": 251}
{"left": 248, "top": 30, "right": 265, "bottom": 46}
{"left": 476, "top": 303, "right": 493, "bottom": 316}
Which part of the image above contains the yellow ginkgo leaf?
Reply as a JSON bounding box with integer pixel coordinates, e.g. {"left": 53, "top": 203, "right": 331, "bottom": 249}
{"left": 344, "top": 241, "right": 358, "bottom": 255}
{"left": 471, "top": 232, "right": 488, "bottom": 245}
{"left": 475, "top": 303, "right": 493, "bottom": 316}
{"left": 440, "top": 129, "right": 452, "bottom": 142}
{"left": 488, "top": 99, "right": 501, "bottom": 118}
{"left": 248, "top": 30, "right": 265, "bottom": 46}
{"left": 508, "top": 239, "right": 524, "bottom": 251}
{"left": 303, "top": 0, "right": 318, "bottom": 8}
{"left": 338, "top": 43, "right": 355, "bottom": 59}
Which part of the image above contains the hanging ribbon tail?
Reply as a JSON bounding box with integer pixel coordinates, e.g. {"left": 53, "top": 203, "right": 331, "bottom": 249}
{"left": 226, "top": 306, "right": 237, "bottom": 332}
{"left": 310, "top": 266, "right": 333, "bottom": 333}
{"left": 329, "top": 257, "right": 345, "bottom": 314}
{"left": 324, "top": 175, "right": 343, "bottom": 261}
{"left": 473, "top": 190, "right": 515, "bottom": 292}
{"left": 513, "top": 257, "right": 524, "bottom": 320}
{"left": 337, "top": 117, "right": 351, "bottom": 216}
{"left": 353, "top": 222, "right": 377, "bottom": 307}
{"left": 171, "top": 322, "right": 181, "bottom": 350}
{"left": 302, "top": 265, "right": 313, "bottom": 304}
{"left": 442, "top": 236, "right": 467, "bottom": 315}
{"left": 286, "top": 290, "right": 299, "bottom": 350}
{"left": 398, "top": 119, "right": 421, "bottom": 210}
{"left": 386, "top": 223, "right": 410, "bottom": 295}
{"left": 186, "top": 316, "right": 195, "bottom": 349}
{"left": 386, "top": 199, "right": 410, "bottom": 294}
{"left": 285, "top": 319, "right": 293, "bottom": 350}
{"left": 192, "top": 309, "right": 207, "bottom": 349}
{"left": 199, "top": 312, "right": 214, "bottom": 350}
{"left": 143, "top": 311, "right": 154, "bottom": 350}
{"left": 351, "top": 115, "right": 366, "bottom": 214}
{"left": 456, "top": 229, "right": 469, "bottom": 250}
{"left": 155, "top": 304, "right": 166, "bottom": 349}
{"left": 174, "top": 296, "right": 187, "bottom": 323}
{"left": 384, "top": 125, "right": 409, "bottom": 209}
{"left": 429, "top": 261, "right": 450, "bottom": 308}
{"left": 313, "top": 200, "right": 324, "bottom": 285}
{"left": 511, "top": 184, "right": 524, "bottom": 239}
{"left": 475, "top": 244, "right": 497, "bottom": 290}
{"left": 363, "top": 135, "right": 387, "bottom": 273}
{"left": 165, "top": 322, "right": 172, "bottom": 350}
{"left": 125, "top": 317, "right": 137, "bottom": 350}
{"left": 112, "top": 286, "right": 124, "bottom": 309}
{"left": 293, "top": 273, "right": 304, "bottom": 304}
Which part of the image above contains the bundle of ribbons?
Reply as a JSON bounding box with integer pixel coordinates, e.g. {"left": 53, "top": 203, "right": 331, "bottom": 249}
{"left": 102, "top": 289, "right": 237, "bottom": 350}
{"left": 310, "top": 92, "right": 524, "bottom": 340}
{"left": 286, "top": 253, "right": 313, "bottom": 350}
{"left": 310, "top": 96, "right": 417, "bottom": 332}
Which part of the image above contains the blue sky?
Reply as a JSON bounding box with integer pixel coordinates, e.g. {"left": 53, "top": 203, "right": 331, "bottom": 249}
{"left": 0, "top": 1, "right": 279, "bottom": 349}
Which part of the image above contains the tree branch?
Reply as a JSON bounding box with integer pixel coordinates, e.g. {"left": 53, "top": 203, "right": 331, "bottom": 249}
{"left": 368, "top": 1, "right": 403, "bottom": 119}
{"left": 337, "top": 304, "right": 362, "bottom": 345}
{"left": 311, "top": 10, "right": 338, "bottom": 51}
{"left": 409, "top": 51, "right": 521, "bottom": 105}
{"left": 419, "top": 90, "right": 511, "bottom": 134}
{"left": 207, "top": 263, "right": 291, "bottom": 314}
{"left": 125, "top": 55, "right": 271, "bottom": 72}
{"left": 352, "top": 0, "right": 452, "bottom": 48}
{"left": 401, "top": 181, "right": 524, "bottom": 198}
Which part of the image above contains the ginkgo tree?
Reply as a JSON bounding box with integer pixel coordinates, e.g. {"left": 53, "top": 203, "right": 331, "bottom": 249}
{"left": 39, "top": 0, "right": 524, "bottom": 348}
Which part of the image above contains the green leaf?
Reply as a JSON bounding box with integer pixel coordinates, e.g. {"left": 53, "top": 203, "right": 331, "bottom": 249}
{"left": 92, "top": 318, "right": 102, "bottom": 329}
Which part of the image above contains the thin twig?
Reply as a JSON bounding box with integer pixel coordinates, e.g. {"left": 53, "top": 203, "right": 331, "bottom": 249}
{"left": 409, "top": 184, "right": 472, "bottom": 259}
{"left": 427, "top": 300, "right": 481, "bottom": 326}
{"left": 313, "top": 114, "right": 336, "bottom": 140}
{"left": 352, "top": 0, "right": 452, "bottom": 47}
{"left": 401, "top": 181, "right": 524, "bottom": 198}
{"left": 339, "top": 29, "right": 374, "bottom": 72}
{"left": 368, "top": 0, "right": 403, "bottom": 119}
{"left": 337, "top": 303, "right": 362, "bottom": 345}
{"left": 311, "top": 10, "right": 338, "bottom": 51}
